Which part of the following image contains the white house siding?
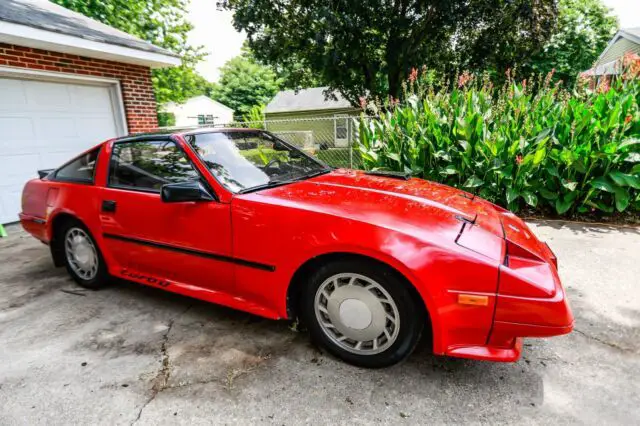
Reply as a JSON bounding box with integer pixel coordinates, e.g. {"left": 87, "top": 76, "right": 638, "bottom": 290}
{"left": 163, "top": 96, "right": 234, "bottom": 127}
{"left": 597, "top": 38, "right": 640, "bottom": 66}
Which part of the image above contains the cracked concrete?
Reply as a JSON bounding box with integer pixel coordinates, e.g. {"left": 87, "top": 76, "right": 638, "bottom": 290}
{"left": 131, "top": 305, "right": 192, "bottom": 425}
{"left": 1, "top": 221, "right": 639, "bottom": 424}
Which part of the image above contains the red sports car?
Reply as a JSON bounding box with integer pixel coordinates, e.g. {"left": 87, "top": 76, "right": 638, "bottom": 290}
{"left": 20, "top": 128, "right": 573, "bottom": 368}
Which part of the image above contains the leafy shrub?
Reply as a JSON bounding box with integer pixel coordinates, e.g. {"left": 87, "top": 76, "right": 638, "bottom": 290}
{"left": 357, "top": 63, "right": 640, "bottom": 216}
{"left": 242, "top": 104, "right": 266, "bottom": 129}
{"left": 241, "top": 148, "right": 287, "bottom": 165}
{"left": 157, "top": 112, "right": 176, "bottom": 127}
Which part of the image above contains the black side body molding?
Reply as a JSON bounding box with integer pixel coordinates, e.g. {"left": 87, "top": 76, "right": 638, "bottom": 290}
{"left": 103, "top": 233, "right": 276, "bottom": 272}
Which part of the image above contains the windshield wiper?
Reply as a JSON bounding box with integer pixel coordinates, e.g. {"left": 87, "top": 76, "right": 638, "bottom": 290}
{"left": 237, "top": 169, "right": 331, "bottom": 194}
{"left": 301, "top": 169, "right": 332, "bottom": 179}
{"left": 237, "top": 180, "right": 293, "bottom": 194}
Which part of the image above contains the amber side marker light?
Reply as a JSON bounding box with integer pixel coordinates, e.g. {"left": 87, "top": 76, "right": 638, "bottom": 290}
{"left": 458, "top": 294, "right": 489, "bottom": 306}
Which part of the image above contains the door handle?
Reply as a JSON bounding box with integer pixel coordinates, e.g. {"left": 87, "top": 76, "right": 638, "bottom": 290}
{"left": 102, "top": 200, "right": 117, "bottom": 213}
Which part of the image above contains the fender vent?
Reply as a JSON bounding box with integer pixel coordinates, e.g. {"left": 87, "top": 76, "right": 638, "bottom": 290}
{"left": 364, "top": 170, "right": 411, "bottom": 180}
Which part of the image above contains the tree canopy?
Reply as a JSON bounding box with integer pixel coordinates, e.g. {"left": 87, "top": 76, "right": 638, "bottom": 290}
{"left": 52, "top": 0, "right": 212, "bottom": 104}
{"left": 222, "top": 0, "right": 559, "bottom": 104}
{"left": 523, "top": 0, "right": 618, "bottom": 86}
{"left": 210, "top": 49, "right": 282, "bottom": 118}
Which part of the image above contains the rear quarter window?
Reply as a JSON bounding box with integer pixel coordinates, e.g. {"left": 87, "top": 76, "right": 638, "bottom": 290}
{"left": 54, "top": 147, "right": 101, "bottom": 183}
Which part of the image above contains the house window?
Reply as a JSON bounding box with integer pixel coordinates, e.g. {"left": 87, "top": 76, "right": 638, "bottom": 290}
{"left": 334, "top": 114, "right": 349, "bottom": 147}
{"left": 197, "top": 114, "right": 216, "bottom": 125}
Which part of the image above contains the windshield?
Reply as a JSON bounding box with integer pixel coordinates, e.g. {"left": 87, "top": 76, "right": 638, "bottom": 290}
{"left": 185, "top": 131, "right": 329, "bottom": 193}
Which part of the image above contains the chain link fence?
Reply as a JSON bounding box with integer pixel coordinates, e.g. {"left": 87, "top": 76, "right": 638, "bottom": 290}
{"left": 222, "top": 116, "right": 369, "bottom": 169}
{"left": 159, "top": 116, "right": 375, "bottom": 169}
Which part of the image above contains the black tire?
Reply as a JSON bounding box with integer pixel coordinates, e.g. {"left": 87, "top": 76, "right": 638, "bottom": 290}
{"left": 301, "top": 259, "right": 424, "bottom": 368}
{"left": 57, "top": 218, "right": 110, "bottom": 290}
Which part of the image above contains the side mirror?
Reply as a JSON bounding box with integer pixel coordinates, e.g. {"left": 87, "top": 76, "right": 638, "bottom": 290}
{"left": 161, "top": 180, "right": 214, "bottom": 203}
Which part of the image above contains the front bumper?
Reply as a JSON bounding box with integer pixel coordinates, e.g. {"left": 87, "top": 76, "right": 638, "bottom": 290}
{"left": 444, "top": 241, "right": 573, "bottom": 363}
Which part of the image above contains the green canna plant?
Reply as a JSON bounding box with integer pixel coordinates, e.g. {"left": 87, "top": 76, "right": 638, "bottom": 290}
{"left": 357, "top": 60, "right": 640, "bottom": 216}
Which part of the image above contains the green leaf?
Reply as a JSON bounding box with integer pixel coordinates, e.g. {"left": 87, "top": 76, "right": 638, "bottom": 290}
{"left": 586, "top": 200, "right": 614, "bottom": 213}
{"left": 458, "top": 140, "right": 470, "bottom": 151}
{"left": 540, "top": 188, "right": 558, "bottom": 200}
{"left": 571, "top": 159, "right": 587, "bottom": 174}
{"left": 386, "top": 152, "right": 401, "bottom": 163}
{"left": 609, "top": 171, "right": 640, "bottom": 189}
{"left": 522, "top": 191, "right": 538, "bottom": 207}
{"left": 614, "top": 186, "right": 630, "bottom": 212}
{"left": 533, "top": 148, "right": 546, "bottom": 165}
{"left": 590, "top": 177, "right": 616, "bottom": 192}
{"left": 441, "top": 165, "right": 458, "bottom": 175}
{"left": 618, "top": 138, "right": 640, "bottom": 150}
{"left": 555, "top": 196, "right": 573, "bottom": 215}
{"left": 533, "top": 128, "right": 552, "bottom": 144}
{"left": 546, "top": 164, "right": 560, "bottom": 177}
{"left": 434, "top": 150, "right": 451, "bottom": 161}
{"left": 506, "top": 188, "right": 520, "bottom": 203}
{"left": 463, "top": 176, "right": 483, "bottom": 188}
{"left": 561, "top": 180, "right": 578, "bottom": 191}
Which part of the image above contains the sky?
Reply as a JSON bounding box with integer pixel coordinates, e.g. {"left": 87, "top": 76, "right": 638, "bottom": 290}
{"left": 187, "top": 0, "right": 640, "bottom": 83}
{"left": 187, "top": 0, "right": 245, "bottom": 82}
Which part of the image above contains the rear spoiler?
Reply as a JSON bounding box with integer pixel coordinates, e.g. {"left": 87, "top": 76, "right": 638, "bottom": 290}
{"left": 38, "top": 169, "right": 54, "bottom": 179}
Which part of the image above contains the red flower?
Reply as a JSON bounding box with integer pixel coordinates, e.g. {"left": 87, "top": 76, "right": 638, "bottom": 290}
{"left": 625, "top": 114, "right": 633, "bottom": 125}
{"left": 515, "top": 154, "right": 523, "bottom": 166}
{"left": 409, "top": 67, "right": 418, "bottom": 83}
{"left": 458, "top": 71, "right": 471, "bottom": 88}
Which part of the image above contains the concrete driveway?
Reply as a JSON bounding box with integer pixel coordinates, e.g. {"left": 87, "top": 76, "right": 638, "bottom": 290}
{"left": 1, "top": 221, "right": 638, "bottom": 425}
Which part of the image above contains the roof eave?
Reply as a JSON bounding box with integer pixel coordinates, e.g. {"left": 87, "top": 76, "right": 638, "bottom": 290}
{"left": 595, "top": 29, "right": 640, "bottom": 66}
{"left": 0, "top": 21, "right": 180, "bottom": 68}
{"left": 265, "top": 106, "right": 359, "bottom": 114}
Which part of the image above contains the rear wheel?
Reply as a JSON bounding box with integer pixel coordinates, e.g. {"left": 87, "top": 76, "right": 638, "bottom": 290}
{"left": 58, "top": 219, "right": 109, "bottom": 289}
{"left": 301, "top": 259, "right": 423, "bottom": 368}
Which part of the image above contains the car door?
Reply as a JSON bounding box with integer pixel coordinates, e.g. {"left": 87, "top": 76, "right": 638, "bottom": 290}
{"left": 98, "top": 137, "right": 234, "bottom": 294}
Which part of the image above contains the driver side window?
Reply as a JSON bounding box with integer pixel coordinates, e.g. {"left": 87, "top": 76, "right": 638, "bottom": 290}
{"left": 109, "top": 140, "right": 199, "bottom": 192}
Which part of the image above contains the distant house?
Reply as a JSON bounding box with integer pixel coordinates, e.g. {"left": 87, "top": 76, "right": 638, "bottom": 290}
{"left": 162, "top": 95, "right": 234, "bottom": 127}
{"left": 583, "top": 28, "right": 640, "bottom": 77}
{"left": 265, "top": 87, "right": 360, "bottom": 148}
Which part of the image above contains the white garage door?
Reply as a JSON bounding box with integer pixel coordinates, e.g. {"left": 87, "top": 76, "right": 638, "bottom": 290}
{"left": 0, "top": 77, "right": 122, "bottom": 223}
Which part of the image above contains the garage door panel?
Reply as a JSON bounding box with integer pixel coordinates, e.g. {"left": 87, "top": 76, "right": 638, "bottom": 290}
{"left": 0, "top": 77, "right": 121, "bottom": 223}
{"left": 25, "top": 81, "right": 71, "bottom": 109}
{"left": 0, "top": 188, "right": 22, "bottom": 223}
{"left": 70, "top": 85, "right": 115, "bottom": 112}
{"left": 0, "top": 79, "right": 27, "bottom": 109}
{"left": 39, "top": 117, "right": 78, "bottom": 139}
{"left": 1, "top": 117, "right": 36, "bottom": 140}
{"left": 76, "top": 117, "right": 120, "bottom": 140}
{"left": 0, "top": 154, "right": 39, "bottom": 186}
{"left": 40, "top": 151, "right": 77, "bottom": 169}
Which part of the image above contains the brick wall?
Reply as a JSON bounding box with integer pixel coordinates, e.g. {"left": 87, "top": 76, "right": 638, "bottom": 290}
{"left": 0, "top": 43, "right": 158, "bottom": 133}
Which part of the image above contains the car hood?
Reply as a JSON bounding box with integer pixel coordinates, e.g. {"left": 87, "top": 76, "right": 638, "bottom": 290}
{"left": 251, "top": 169, "right": 504, "bottom": 247}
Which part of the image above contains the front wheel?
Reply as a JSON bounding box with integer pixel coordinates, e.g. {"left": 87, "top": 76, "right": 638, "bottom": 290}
{"left": 301, "top": 260, "right": 424, "bottom": 368}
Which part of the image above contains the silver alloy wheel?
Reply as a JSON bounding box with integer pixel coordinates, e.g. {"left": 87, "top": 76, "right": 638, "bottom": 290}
{"left": 64, "top": 227, "right": 99, "bottom": 281}
{"left": 314, "top": 273, "right": 400, "bottom": 355}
